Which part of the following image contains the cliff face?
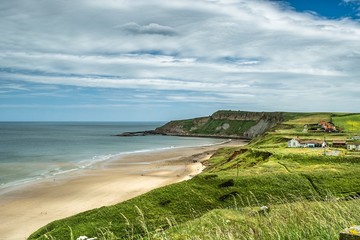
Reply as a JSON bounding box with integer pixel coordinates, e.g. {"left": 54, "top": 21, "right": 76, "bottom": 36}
{"left": 212, "top": 110, "right": 268, "bottom": 121}
{"left": 155, "top": 110, "right": 284, "bottom": 139}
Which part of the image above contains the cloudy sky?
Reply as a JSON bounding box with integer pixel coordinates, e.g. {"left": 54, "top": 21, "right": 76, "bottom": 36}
{"left": 1, "top": 0, "right": 360, "bottom": 121}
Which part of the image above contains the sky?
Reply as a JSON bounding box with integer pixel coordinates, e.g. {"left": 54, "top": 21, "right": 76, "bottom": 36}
{"left": 0, "top": 0, "right": 360, "bottom": 121}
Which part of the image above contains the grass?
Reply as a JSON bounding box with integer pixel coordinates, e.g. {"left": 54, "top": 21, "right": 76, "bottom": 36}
{"left": 157, "top": 117, "right": 257, "bottom": 136}
{"left": 163, "top": 197, "right": 360, "bottom": 240}
{"left": 332, "top": 114, "right": 360, "bottom": 133}
{"left": 28, "top": 170, "right": 314, "bottom": 239}
{"left": 191, "top": 119, "right": 257, "bottom": 135}
{"left": 41, "top": 197, "right": 360, "bottom": 240}
{"left": 283, "top": 113, "right": 331, "bottom": 126}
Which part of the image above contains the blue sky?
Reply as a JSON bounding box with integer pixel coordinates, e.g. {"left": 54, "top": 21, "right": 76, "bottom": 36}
{"left": 285, "top": 0, "right": 360, "bottom": 18}
{"left": 0, "top": 0, "right": 359, "bottom": 121}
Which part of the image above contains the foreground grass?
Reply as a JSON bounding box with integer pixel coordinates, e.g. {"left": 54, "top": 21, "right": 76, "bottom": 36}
{"left": 164, "top": 197, "right": 360, "bottom": 240}
{"left": 39, "top": 196, "right": 360, "bottom": 240}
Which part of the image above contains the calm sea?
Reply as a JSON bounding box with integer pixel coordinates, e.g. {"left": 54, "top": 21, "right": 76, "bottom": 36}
{"left": 0, "top": 122, "right": 223, "bottom": 190}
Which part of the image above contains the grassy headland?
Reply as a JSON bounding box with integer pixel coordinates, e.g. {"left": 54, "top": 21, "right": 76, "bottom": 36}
{"left": 154, "top": 110, "right": 284, "bottom": 138}
{"left": 29, "top": 111, "right": 360, "bottom": 239}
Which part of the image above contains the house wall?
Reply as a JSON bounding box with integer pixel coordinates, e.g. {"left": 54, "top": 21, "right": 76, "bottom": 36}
{"left": 288, "top": 139, "right": 300, "bottom": 148}
{"left": 347, "top": 144, "right": 360, "bottom": 151}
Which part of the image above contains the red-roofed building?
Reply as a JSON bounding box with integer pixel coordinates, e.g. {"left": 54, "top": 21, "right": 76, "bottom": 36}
{"left": 319, "top": 120, "right": 337, "bottom": 132}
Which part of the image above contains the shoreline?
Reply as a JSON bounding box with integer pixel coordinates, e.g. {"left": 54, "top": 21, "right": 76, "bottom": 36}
{"left": 0, "top": 139, "right": 246, "bottom": 240}
{"left": 0, "top": 138, "right": 234, "bottom": 194}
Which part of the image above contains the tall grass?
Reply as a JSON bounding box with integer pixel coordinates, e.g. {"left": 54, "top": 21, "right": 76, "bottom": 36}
{"left": 163, "top": 196, "right": 360, "bottom": 240}
{"left": 43, "top": 196, "right": 360, "bottom": 240}
{"left": 58, "top": 196, "right": 360, "bottom": 240}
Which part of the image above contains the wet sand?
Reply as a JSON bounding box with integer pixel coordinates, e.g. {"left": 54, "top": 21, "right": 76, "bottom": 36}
{"left": 0, "top": 140, "right": 246, "bottom": 240}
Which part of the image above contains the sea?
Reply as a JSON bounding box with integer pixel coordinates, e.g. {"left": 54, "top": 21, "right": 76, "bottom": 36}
{"left": 0, "top": 122, "right": 224, "bottom": 190}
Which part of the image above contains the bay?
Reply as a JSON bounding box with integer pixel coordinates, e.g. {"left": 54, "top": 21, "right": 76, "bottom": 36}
{"left": 0, "top": 122, "right": 223, "bottom": 189}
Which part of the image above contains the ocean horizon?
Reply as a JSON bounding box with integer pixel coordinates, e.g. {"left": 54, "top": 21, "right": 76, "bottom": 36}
{"left": 0, "top": 122, "right": 224, "bottom": 191}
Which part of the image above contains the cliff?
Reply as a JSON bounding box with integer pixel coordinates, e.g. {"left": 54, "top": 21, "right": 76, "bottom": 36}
{"left": 154, "top": 110, "right": 284, "bottom": 139}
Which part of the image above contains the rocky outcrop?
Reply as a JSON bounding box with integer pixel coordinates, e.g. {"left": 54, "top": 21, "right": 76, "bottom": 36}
{"left": 243, "top": 113, "right": 284, "bottom": 138}
{"left": 114, "top": 130, "right": 164, "bottom": 137}
{"left": 244, "top": 119, "right": 279, "bottom": 138}
{"left": 154, "top": 117, "right": 210, "bottom": 135}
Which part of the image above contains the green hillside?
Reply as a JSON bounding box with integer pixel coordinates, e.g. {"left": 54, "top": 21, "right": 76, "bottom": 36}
{"left": 29, "top": 112, "right": 360, "bottom": 240}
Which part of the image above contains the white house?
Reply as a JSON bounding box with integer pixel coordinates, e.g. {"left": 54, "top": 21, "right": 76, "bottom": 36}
{"left": 288, "top": 138, "right": 302, "bottom": 148}
{"left": 301, "top": 140, "right": 324, "bottom": 148}
{"left": 347, "top": 142, "right": 360, "bottom": 151}
{"left": 288, "top": 138, "right": 325, "bottom": 148}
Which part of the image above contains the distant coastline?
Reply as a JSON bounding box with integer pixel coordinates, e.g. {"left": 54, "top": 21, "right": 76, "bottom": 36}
{"left": 115, "top": 130, "right": 251, "bottom": 140}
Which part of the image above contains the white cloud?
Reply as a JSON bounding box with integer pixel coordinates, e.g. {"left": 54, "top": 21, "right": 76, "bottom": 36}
{"left": 0, "top": 0, "right": 359, "bottom": 113}
{"left": 0, "top": 83, "right": 29, "bottom": 91}
{"left": 117, "top": 22, "right": 178, "bottom": 36}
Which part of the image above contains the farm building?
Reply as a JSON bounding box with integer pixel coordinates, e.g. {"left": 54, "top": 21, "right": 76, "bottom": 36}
{"left": 319, "top": 121, "right": 337, "bottom": 132}
{"left": 288, "top": 138, "right": 326, "bottom": 148}
{"left": 301, "top": 140, "right": 325, "bottom": 148}
{"left": 347, "top": 141, "right": 360, "bottom": 151}
{"left": 288, "top": 138, "right": 302, "bottom": 147}
{"left": 304, "top": 121, "right": 339, "bottom": 133}
{"left": 332, "top": 140, "right": 347, "bottom": 148}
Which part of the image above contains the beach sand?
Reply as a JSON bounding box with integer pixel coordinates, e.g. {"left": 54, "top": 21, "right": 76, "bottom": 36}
{"left": 0, "top": 140, "right": 246, "bottom": 240}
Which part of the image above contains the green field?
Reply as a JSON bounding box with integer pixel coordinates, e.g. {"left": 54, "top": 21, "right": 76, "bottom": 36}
{"left": 332, "top": 114, "right": 360, "bottom": 133}
{"left": 29, "top": 112, "right": 360, "bottom": 240}
{"left": 283, "top": 113, "right": 331, "bottom": 126}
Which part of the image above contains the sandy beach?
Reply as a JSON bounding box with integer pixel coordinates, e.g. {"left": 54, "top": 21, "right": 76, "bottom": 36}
{"left": 0, "top": 140, "right": 246, "bottom": 240}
